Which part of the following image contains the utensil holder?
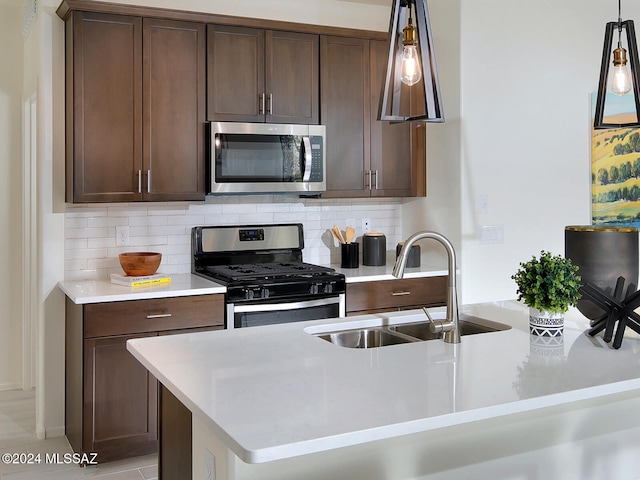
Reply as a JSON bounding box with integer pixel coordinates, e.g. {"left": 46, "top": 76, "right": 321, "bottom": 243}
{"left": 341, "top": 243, "right": 359, "bottom": 268}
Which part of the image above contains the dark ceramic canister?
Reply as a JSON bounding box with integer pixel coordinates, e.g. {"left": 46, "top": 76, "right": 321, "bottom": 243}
{"left": 363, "top": 232, "right": 386, "bottom": 266}
{"left": 340, "top": 242, "right": 359, "bottom": 268}
{"left": 396, "top": 242, "right": 421, "bottom": 268}
{"left": 564, "top": 225, "right": 639, "bottom": 320}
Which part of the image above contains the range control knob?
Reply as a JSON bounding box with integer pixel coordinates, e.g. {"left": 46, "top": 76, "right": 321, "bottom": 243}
{"left": 245, "top": 289, "right": 254, "bottom": 300}
{"left": 310, "top": 284, "right": 319, "bottom": 295}
{"left": 261, "top": 288, "right": 270, "bottom": 299}
{"left": 324, "top": 283, "right": 334, "bottom": 294}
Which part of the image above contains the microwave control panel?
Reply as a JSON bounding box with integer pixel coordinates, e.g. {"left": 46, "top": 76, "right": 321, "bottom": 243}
{"left": 309, "top": 136, "right": 324, "bottom": 181}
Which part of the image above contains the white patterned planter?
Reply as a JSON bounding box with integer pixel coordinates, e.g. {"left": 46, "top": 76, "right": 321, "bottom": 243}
{"left": 529, "top": 308, "right": 564, "bottom": 337}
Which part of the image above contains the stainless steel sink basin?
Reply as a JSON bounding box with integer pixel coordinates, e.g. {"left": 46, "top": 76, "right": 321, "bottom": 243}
{"left": 314, "top": 315, "right": 510, "bottom": 348}
{"left": 389, "top": 315, "right": 510, "bottom": 341}
{"left": 316, "top": 328, "right": 415, "bottom": 348}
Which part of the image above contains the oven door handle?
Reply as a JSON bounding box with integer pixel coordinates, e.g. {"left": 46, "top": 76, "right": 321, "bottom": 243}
{"left": 232, "top": 297, "right": 339, "bottom": 313}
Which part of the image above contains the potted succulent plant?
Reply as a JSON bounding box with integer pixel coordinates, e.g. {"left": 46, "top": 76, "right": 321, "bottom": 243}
{"left": 511, "top": 250, "right": 582, "bottom": 337}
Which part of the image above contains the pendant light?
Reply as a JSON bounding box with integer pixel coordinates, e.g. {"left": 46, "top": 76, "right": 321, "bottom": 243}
{"left": 594, "top": 0, "right": 640, "bottom": 129}
{"left": 378, "top": 0, "right": 444, "bottom": 122}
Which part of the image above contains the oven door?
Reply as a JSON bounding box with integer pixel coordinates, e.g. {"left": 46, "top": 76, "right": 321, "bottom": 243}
{"left": 227, "top": 294, "right": 345, "bottom": 329}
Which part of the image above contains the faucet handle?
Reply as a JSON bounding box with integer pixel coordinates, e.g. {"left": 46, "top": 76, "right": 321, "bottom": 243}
{"left": 421, "top": 306, "right": 434, "bottom": 322}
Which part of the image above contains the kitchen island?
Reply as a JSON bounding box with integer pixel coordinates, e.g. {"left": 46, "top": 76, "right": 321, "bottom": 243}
{"left": 127, "top": 301, "right": 640, "bottom": 479}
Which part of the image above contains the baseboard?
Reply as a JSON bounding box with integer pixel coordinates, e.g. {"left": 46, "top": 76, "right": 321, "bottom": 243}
{"left": 46, "top": 426, "right": 66, "bottom": 438}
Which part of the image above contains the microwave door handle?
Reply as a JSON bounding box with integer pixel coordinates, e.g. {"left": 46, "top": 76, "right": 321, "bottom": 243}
{"left": 302, "top": 136, "right": 312, "bottom": 182}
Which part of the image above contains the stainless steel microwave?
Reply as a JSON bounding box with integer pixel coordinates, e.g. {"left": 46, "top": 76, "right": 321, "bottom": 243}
{"left": 208, "top": 122, "right": 326, "bottom": 195}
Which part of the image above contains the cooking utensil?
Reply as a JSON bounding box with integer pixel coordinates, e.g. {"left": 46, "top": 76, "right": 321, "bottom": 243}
{"left": 332, "top": 225, "right": 345, "bottom": 244}
{"left": 345, "top": 226, "right": 355, "bottom": 244}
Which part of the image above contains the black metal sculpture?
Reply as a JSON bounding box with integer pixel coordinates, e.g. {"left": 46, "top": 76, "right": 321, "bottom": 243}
{"left": 581, "top": 276, "right": 640, "bottom": 349}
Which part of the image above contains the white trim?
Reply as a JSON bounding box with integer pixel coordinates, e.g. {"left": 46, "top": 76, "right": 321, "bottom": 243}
{"left": 22, "top": 92, "right": 37, "bottom": 392}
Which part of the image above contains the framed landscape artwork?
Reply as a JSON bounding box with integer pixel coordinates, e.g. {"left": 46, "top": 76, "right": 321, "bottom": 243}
{"left": 591, "top": 93, "right": 640, "bottom": 227}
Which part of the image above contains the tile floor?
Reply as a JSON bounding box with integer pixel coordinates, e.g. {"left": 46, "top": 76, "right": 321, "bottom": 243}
{"left": 0, "top": 389, "right": 158, "bottom": 479}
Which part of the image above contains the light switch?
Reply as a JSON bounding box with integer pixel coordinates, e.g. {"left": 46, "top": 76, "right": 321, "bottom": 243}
{"left": 477, "top": 195, "right": 489, "bottom": 215}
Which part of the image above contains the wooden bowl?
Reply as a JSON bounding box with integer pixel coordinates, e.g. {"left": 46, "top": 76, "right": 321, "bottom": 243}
{"left": 119, "top": 252, "right": 162, "bottom": 276}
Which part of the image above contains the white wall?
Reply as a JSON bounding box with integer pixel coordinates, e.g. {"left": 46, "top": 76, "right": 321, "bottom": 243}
{"left": 455, "top": 0, "right": 631, "bottom": 303}
{"left": 404, "top": 0, "right": 640, "bottom": 305}
{"left": 0, "top": 1, "right": 24, "bottom": 391}
{"left": 21, "top": 0, "right": 67, "bottom": 437}
{"left": 104, "top": 0, "right": 390, "bottom": 31}
{"left": 402, "top": 0, "right": 462, "bottom": 273}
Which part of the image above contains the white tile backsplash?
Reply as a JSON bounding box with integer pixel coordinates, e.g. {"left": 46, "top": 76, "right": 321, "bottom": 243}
{"left": 64, "top": 197, "right": 403, "bottom": 280}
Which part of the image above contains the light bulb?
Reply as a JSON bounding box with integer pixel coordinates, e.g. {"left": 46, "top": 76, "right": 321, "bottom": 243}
{"left": 401, "top": 44, "right": 422, "bottom": 86}
{"left": 400, "top": 17, "right": 421, "bottom": 87}
{"left": 609, "top": 47, "right": 633, "bottom": 96}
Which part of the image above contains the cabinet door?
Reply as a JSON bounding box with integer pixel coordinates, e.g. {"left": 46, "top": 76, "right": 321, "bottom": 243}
{"left": 143, "top": 18, "right": 206, "bottom": 201}
{"left": 369, "top": 40, "right": 417, "bottom": 197}
{"left": 266, "top": 31, "right": 319, "bottom": 124}
{"left": 84, "top": 333, "right": 158, "bottom": 462}
{"left": 207, "top": 25, "right": 265, "bottom": 122}
{"left": 321, "top": 36, "right": 370, "bottom": 197}
{"left": 68, "top": 11, "right": 142, "bottom": 203}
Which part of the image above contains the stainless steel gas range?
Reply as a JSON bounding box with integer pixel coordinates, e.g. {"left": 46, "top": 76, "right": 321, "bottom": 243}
{"left": 192, "top": 224, "right": 346, "bottom": 328}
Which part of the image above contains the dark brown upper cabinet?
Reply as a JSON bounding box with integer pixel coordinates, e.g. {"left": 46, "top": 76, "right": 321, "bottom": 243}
{"left": 321, "top": 36, "right": 425, "bottom": 198}
{"left": 65, "top": 12, "right": 205, "bottom": 203}
{"left": 207, "top": 25, "right": 319, "bottom": 124}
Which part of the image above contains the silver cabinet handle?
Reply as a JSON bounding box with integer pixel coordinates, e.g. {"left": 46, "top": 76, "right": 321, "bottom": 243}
{"left": 146, "top": 313, "right": 172, "bottom": 319}
{"left": 147, "top": 169, "right": 151, "bottom": 193}
{"left": 373, "top": 169, "right": 378, "bottom": 190}
{"left": 137, "top": 170, "right": 142, "bottom": 194}
{"left": 259, "top": 93, "right": 265, "bottom": 115}
{"left": 391, "top": 291, "right": 411, "bottom": 296}
{"left": 365, "top": 170, "right": 371, "bottom": 190}
{"left": 268, "top": 93, "right": 273, "bottom": 115}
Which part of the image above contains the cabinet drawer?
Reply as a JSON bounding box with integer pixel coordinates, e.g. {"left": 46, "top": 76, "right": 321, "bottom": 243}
{"left": 83, "top": 295, "right": 224, "bottom": 338}
{"left": 346, "top": 277, "right": 447, "bottom": 314}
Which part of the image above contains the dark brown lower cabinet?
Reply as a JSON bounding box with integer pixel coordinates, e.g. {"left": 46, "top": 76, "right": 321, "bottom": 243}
{"left": 65, "top": 294, "right": 224, "bottom": 464}
{"left": 346, "top": 276, "right": 447, "bottom": 316}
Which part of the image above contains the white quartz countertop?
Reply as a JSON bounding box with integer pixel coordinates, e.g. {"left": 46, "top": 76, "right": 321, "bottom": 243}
{"left": 126, "top": 300, "right": 640, "bottom": 464}
{"left": 59, "top": 273, "right": 226, "bottom": 304}
{"left": 58, "top": 264, "right": 445, "bottom": 304}
{"left": 332, "top": 262, "right": 447, "bottom": 282}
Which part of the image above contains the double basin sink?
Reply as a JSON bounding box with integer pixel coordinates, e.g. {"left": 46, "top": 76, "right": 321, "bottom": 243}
{"left": 312, "top": 313, "right": 511, "bottom": 349}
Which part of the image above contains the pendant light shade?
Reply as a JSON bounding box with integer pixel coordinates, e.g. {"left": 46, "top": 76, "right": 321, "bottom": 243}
{"left": 594, "top": 3, "right": 640, "bottom": 129}
{"left": 378, "top": 0, "right": 444, "bottom": 122}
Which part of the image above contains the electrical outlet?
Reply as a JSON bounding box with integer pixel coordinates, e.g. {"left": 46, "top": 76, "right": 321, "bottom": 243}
{"left": 204, "top": 449, "right": 215, "bottom": 480}
{"left": 362, "top": 218, "right": 371, "bottom": 234}
{"left": 116, "top": 226, "right": 130, "bottom": 246}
